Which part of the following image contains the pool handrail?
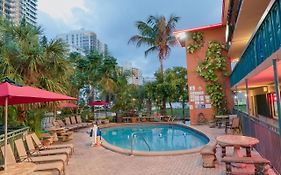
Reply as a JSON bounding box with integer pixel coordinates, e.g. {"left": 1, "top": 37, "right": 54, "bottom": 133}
{"left": 130, "top": 131, "right": 151, "bottom": 155}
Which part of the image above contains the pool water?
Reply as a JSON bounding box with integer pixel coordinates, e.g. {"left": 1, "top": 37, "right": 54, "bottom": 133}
{"left": 101, "top": 124, "right": 209, "bottom": 152}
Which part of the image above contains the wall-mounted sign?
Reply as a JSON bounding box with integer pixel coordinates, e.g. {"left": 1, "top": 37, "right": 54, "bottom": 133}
{"left": 189, "top": 85, "right": 212, "bottom": 110}
{"left": 196, "top": 104, "right": 205, "bottom": 109}
{"left": 205, "top": 104, "right": 212, "bottom": 109}
{"left": 190, "top": 86, "right": 195, "bottom": 91}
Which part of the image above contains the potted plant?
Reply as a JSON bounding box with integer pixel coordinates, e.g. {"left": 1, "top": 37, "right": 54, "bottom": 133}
{"left": 130, "top": 110, "right": 137, "bottom": 123}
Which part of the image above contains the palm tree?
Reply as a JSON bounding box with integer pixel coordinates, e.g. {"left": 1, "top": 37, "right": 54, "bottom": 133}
{"left": 0, "top": 19, "right": 73, "bottom": 133}
{"left": 128, "top": 14, "right": 180, "bottom": 79}
{"left": 129, "top": 14, "right": 179, "bottom": 114}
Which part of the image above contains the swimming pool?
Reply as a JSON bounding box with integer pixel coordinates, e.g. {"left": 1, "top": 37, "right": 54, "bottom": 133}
{"left": 101, "top": 124, "right": 209, "bottom": 155}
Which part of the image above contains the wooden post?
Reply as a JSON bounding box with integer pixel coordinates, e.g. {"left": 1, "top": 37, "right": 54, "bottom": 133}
{"left": 4, "top": 96, "right": 8, "bottom": 171}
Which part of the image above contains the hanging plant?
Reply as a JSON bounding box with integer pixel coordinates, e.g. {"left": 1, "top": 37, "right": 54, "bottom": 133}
{"left": 187, "top": 32, "right": 229, "bottom": 115}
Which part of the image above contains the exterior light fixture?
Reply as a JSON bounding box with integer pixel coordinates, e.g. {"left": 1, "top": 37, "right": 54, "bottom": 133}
{"left": 176, "top": 32, "right": 187, "bottom": 41}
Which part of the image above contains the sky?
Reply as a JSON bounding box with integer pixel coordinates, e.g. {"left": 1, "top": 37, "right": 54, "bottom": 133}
{"left": 37, "top": 0, "right": 222, "bottom": 77}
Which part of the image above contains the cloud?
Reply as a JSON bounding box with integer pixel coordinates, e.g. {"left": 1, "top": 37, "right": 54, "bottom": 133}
{"left": 38, "top": 0, "right": 89, "bottom": 26}
{"left": 37, "top": 0, "right": 223, "bottom": 77}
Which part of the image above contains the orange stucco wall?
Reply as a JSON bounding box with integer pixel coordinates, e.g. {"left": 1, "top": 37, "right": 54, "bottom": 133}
{"left": 185, "top": 26, "right": 233, "bottom": 125}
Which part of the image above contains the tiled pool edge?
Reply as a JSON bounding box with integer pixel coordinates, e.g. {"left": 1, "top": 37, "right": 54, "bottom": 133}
{"left": 100, "top": 122, "right": 214, "bottom": 156}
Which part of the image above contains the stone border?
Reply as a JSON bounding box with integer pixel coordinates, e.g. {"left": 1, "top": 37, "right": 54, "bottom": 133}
{"left": 100, "top": 122, "right": 212, "bottom": 156}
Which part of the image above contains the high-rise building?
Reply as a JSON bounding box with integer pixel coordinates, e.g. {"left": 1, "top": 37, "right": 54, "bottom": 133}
{"left": 56, "top": 29, "right": 108, "bottom": 55}
{"left": 0, "top": 0, "right": 37, "bottom": 26}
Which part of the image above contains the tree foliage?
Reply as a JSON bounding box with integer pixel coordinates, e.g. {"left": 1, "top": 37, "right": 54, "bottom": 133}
{"left": 129, "top": 14, "right": 180, "bottom": 114}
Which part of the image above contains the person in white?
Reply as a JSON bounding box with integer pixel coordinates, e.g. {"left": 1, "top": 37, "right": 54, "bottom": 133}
{"left": 89, "top": 124, "right": 98, "bottom": 146}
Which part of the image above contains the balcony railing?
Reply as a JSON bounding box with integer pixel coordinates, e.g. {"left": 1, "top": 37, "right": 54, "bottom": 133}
{"left": 230, "top": 0, "right": 281, "bottom": 86}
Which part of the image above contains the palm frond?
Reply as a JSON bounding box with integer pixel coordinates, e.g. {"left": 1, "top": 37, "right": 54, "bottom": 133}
{"left": 128, "top": 35, "right": 154, "bottom": 47}
{"left": 144, "top": 46, "right": 158, "bottom": 57}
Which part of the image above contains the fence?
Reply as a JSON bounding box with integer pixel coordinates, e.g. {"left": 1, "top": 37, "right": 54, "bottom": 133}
{"left": 0, "top": 127, "right": 29, "bottom": 165}
{"left": 234, "top": 109, "right": 281, "bottom": 173}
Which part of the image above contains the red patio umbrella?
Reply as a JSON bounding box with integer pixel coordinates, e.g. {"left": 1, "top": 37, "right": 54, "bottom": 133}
{"left": 0, "top": 81, "right": 77, "bottom": 170}
{"left": 59, "top": 102, "right": 79, "bottom": 108}
{"left": 88, "top": 101, "right": 110, "bottom": 106}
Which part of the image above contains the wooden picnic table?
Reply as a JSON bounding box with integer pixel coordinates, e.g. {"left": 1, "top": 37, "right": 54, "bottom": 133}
{"left": 0, "top": 162, "right": 36, "bottom": 175}
{"left": 217, "top": 135, "right": 259, "bottom": 157}
{"left": 46, "top": 127, "right": 65, "bottom": 142}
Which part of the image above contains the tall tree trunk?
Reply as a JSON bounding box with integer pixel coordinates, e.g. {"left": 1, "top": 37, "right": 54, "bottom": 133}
{"left": 159, "top": 57, "right": 166, "bottom": 115}
{"left": 89, "top": 87, "right": 95, "bottom": 119}
{"left": 169, "top": 101, "right": 174, "bottom": 116}
{"left": 182, "top": 100, "right": 185, "bottom": 120}
{"left": 146, "top": 100, "right": 152, "bottom": 115}
{"left": 160, "top": 58, "right": 164, "bottom": 79}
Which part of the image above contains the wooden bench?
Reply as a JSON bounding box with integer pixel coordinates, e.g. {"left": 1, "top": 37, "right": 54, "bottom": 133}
{"left": 200, "top": 143, "right": 217, "bottom": 168}
{"left": 222, "top": 156, "right": 270, "bottom": 175}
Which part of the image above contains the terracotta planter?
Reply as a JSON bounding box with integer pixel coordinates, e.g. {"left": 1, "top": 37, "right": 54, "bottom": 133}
{"left": 131, "top": 116, "right": 137, "bottom": 123}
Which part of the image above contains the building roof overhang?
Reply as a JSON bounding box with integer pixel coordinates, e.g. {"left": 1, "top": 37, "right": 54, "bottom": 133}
{"left": 173, "top": 0, "right": 229, "bottom": 47}
{"left": 174, "top": 23, "right": 224, "bottom": 47}
{"left": 227, "top": 0, "right": 271, "bottom": 59}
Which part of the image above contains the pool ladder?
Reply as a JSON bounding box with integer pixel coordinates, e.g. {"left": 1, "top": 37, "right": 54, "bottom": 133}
{"left": 130, "top": 132, "right": 151, "bottom": 155}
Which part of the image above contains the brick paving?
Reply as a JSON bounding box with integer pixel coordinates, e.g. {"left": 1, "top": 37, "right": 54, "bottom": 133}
{"left": 44, "top": 124, "right": 277, "bottom": 175}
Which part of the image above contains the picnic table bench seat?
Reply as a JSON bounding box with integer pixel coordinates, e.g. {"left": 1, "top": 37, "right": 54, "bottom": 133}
{"left": 222, "top": 156, "right": 270, "bottom": 175}
{"left": 200, "top": 142, "right": 217, "bottom": 168}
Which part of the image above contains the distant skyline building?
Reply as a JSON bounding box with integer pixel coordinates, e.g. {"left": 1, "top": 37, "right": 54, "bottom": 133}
{"left": 0, "top": 0, "right": 37, "bottom": 26}
{"left": 143, "top": 76, "right": 156, "bottom": 84}
{"left": 56, "top": 29, "right": 108, "bottom": 55}
{"left": 123, "top": 66, "right": 143, "bottom": 86}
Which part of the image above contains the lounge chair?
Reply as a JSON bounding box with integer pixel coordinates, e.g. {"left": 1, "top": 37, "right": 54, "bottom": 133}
{"left": 25, "top": 135, "right": 71, "bottom": 161}
{"left": 31, "top": 133, "right": 74, "bottom": 153}
{"left": 64, "top": 117, "right": 80, "bottom": 130}
{"left": 14, "top": 138, "right": 67, "bottom": 168}
{"left": 70, "top": 116, "right": 84, "bottom": 128}
{"left": 76, "top": 115, "right": 92, "bottom": 127}
{"left": 167, "top": 115, "right": 176, "bottom": 122}
{"left": 1, "top": 144, "right": 65, "bottom": 175}
{"left": 56, "top": 119, "right": 76, "bottom": 131}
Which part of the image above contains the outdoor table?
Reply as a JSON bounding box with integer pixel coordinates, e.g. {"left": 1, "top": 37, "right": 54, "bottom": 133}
{"left": 145, "top": 116, "right": 154, "bottom": 122}
{"left": 0, "top": 162, "right": 36, "bottom": 175}
{"left": 215, "top": 115, "right": 229, "bottom": 128}
{"left": 217, "top": 135, "right": 259, "bottom": 157}
{"left": 46, "top": 127, "right": 65, "bottom": 142}
{"left": 122, "top": 117, "right": 131, "bottom": 123}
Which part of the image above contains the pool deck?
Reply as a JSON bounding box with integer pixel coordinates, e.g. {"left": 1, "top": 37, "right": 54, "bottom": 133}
{"left": 44, "top": 123, "right": 277, "bottom": 175}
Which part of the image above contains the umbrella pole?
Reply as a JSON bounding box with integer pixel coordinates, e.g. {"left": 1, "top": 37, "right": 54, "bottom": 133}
{"left": 4, "top": 97, "right": 8, "bottom": 171}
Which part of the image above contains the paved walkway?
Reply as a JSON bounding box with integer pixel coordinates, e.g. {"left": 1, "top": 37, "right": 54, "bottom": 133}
{"left": 44, "top": 124, "right": 276, "bottom": 175}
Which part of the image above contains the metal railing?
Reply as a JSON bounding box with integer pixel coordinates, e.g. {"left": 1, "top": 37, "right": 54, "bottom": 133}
{"left": 230, "top": 0, "right": 281, "bottom": 86}
{"left": 0, "top": 127, "right": 29, "bottom": 144}
{"left": 0, "top": 127, "right": 29, "bottom": 165}
{"left": 233, "top": 109, "right": 280, "bottom": 174}
{"left": 130, "top": 131, "right": 151, "bottom": 155}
